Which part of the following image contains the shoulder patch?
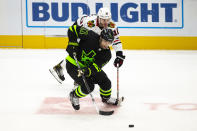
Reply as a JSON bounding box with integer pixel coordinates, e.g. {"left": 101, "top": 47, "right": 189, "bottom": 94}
{"left": 108, "top": 22, "right": 115, "bottom": 28}
{"left": 87, "top": 20, "right": 95, "bottom": 28}
{"left": 79, "top": 27, "right": 88, "bottom": 35}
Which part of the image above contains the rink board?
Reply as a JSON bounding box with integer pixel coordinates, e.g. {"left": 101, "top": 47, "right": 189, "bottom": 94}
{"left": 1, "top": 35, "right": 197, "bottom": 50}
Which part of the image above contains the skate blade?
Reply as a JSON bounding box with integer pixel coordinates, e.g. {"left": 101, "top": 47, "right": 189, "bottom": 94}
{"left": 49, "top": 69, "right": 63, "bottom": 84}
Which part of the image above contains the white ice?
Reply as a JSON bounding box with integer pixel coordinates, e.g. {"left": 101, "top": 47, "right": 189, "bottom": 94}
{"left": 0, "top": 49, "right": 197, "bottom": 131}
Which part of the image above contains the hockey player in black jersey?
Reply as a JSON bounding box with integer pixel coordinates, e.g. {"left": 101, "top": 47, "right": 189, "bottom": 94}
{"left": 66, "top": 26, "right": 119, "bottom": 110}
{"left": 49, "top": 7, "right": 125, "bottom": 84}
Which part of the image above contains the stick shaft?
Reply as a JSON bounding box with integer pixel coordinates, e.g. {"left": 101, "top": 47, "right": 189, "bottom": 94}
{"left": 117, "top": 65, "right": 119, "bottom": 100}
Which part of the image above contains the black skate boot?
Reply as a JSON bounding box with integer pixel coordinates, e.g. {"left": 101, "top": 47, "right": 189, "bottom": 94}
{"left": 49, "top": 61, "right": 65, "bottom": 84}
{"left": 69, "top": 90, "right": 80, "bottom": 110}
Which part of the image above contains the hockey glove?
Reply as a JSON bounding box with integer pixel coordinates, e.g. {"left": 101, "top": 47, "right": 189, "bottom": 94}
{"left": 114, "top": 51, "right": 125, "bottom": 67}
{"left": 77, "top": 67, "right": 91, "bottom": 77}
{"left": 77, "top": 63, "right": 102, "bottom": 77}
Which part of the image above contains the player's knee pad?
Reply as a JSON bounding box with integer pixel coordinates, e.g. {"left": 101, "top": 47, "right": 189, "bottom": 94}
{"left": 80, "top": 83, "right": 95, "bottom": 94}
{"left": 98, "top": 77, "right": 111, "bottom": 91}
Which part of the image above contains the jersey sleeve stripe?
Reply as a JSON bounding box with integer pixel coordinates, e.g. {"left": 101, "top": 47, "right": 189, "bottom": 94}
{"left": 113, "top": 42, "right": 121, "bottom": 45}
{"left": 73, "top": 25, "right": 79, "bottom": 38}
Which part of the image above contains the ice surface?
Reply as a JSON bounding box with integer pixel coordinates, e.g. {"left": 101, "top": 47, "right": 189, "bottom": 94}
{"left": 0, "top": 49, "right": 197, "bottom": 131}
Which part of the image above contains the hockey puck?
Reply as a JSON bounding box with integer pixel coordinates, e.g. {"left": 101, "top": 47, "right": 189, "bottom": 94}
{"left": 129, "top": 124, "right": 134, "bottom": 128}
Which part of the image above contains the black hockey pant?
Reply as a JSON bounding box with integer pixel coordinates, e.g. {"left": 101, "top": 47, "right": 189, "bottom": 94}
{"left": 66, "top": 61, "right": 112, "bottom": 99}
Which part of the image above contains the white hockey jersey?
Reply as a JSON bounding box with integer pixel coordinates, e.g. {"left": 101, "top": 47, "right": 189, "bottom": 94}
{"left": 76, "top": 14, "right": 123, "bottom": 52}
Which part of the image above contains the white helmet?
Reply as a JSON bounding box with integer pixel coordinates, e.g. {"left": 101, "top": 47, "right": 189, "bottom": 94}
{"left": 98, "top": 7, "right": 111, "bottom": 19}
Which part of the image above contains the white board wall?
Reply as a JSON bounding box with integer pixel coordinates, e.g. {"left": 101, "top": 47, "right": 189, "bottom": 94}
{"left": 0, "top": 0, "right": 197, "bottom": 36}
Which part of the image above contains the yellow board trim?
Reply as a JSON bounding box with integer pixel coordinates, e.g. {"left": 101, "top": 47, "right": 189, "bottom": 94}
{"left": 120, "top": 36, "right": 197, "bottom": 50}
{"left": 23, "top": 35, "right": 68, "bottom": 49}
{"left": 23, "top": 35, "right": 45, "bottom": 49}
{"left": 0, "top": 35, "right": 22, "bottom": 48}
{"left": 0, "top": 35, "right": 197, "bottom": 50}
{"left": 45, "top": 37, "right": 68, "bottom": 49}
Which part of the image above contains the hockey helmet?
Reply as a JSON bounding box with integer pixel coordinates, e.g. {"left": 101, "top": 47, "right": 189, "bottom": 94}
{"left": 98, "top": 7, "right": 111, "bottom": 19}
{"left": 100, "top": 29, "right": 114, "bottom": 42}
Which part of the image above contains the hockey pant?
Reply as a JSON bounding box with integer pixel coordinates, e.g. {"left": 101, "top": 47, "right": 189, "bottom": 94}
{"left": 66, "top": 61, "right": 112, "bottom": 99}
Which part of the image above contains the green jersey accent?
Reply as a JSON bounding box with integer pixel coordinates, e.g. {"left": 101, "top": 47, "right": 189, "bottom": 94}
{"left": 66, "top": 56, "right": 85, "bottom": 68}
{"left": 73, "top": 25, "right": 78, "bottom": 38}
{"left": 69, "top": 26, "right": 73, "bottom": 32}
{"left": 68, "top": 42, "right": 79, "bottom": 46}
{"left": 81, "top": 50, "right": 96, "bottom": 66}
{"left": 79, "top": 27, "right": 88, "bottom": 35}
{"left": 93, "top": 63, "right": 101, "bottom": 72}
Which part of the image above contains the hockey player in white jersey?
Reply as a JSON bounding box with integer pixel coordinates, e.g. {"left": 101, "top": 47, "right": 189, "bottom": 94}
{"left": 49, "top": 7, "right": 125, "bottom": 84}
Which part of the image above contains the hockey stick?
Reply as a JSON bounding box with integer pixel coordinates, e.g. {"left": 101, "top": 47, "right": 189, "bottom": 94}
{"left": 116, "top": 64, "right": 124, "bottom": 105}
{"left": 73, "top": 52, "right": 114, "bottom": 116}
{"left": 117, "top": 64, "right": 119, "bottom": 100}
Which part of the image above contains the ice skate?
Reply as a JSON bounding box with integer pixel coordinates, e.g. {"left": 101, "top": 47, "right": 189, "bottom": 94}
{"left": 69, "top": 90, "right": 80, "bottom": 110}
{"left": 49, "top": 64, "right": 65, "bottom": 84}
{"left": 102, "top": 96, "right": 124, "bottom": 106}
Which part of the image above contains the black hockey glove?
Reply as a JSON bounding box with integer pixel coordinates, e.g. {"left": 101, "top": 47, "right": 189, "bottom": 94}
{"left": 114, "top": 51, "right": 125, "bottom": 67}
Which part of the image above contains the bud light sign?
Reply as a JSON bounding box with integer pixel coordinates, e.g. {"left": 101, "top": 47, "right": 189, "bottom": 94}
{"left": 26, "top": 0, "right": 184, "bottom": 29}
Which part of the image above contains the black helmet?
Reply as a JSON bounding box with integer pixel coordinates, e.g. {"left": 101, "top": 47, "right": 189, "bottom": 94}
{"left": 100, "top": 29, "right": 114, "bottom": 42}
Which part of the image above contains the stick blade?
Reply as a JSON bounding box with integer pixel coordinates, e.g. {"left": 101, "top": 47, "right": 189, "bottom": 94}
{"left": 99, "top": 110, "right": 114, "bottom": 116}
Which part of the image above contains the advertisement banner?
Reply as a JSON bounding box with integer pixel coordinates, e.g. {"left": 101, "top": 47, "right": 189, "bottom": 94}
{"left": 26, "top": 0, "right": 184, "bottom": 29}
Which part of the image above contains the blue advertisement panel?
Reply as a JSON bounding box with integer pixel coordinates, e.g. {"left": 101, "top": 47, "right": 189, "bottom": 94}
{"left": 26, "top": 0, "right": 184, "bottom": 29}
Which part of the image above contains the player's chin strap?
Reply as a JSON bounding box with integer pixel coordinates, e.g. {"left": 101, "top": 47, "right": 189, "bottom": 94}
{"left": 73, "top": 52, "right": 114, "bottom": 116}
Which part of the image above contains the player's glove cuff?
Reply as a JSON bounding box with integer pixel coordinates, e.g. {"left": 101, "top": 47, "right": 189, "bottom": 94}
{"left": 116, "top": 51, "right": 125, "bottom": 60}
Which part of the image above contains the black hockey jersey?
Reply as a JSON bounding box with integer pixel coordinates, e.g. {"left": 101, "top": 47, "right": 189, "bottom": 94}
{"left": 66, "top": 25, "right": 112, "bottom": 75}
